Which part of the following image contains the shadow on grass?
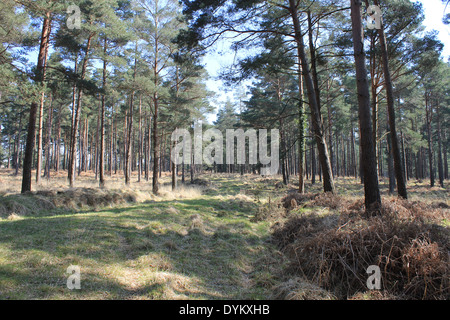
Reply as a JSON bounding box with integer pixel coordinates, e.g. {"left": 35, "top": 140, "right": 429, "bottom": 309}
{"left": 0, "top": 197, "right": 271, "bottom": 300}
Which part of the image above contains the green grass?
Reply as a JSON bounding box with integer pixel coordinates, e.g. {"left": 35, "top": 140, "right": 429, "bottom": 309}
{"left": 0, "top": 173, "right": 447, "bottom": 300}
{"left": 0, "top": 175, "right": 282, "bottom": 300}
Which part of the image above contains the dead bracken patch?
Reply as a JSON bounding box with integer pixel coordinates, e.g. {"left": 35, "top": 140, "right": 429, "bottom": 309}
{"left": 251, "top": 199, "right": 286, "bottom": 222}
{"left": 0, "top": 188, "right": 138, "bottom": 218}
{"left": 309, "top": 192, "right": 348, "bottom": 210}
{"left": 432, "top": 202, "right": 449, "bottom": 209}
{"left": 272, "top": 196, "right": 449, "bottom": 300}
{"left": 281, "top": 192, "right": 318, "bottom": 210}
{"left": 271, "top": 277, "right": 336, "bottom": 300}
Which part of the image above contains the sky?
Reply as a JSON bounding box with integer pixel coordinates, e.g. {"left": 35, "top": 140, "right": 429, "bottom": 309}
{"left": 203, "top": 0, "right": 450, "bottom": 124}
{"left": 416, "top": 0, "right": 450, "bottom": 57}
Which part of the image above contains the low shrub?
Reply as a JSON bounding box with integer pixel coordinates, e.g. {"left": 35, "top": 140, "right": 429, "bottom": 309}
{"left": 272, "top": 197, "right": 449, "bottom": 300}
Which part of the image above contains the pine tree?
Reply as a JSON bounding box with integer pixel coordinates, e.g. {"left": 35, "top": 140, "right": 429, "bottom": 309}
{"left": 350, "top": 0, "right": 381, "bottom": 213}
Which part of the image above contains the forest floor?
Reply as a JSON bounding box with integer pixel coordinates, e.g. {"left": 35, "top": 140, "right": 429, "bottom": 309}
{"left": 0, "top": 169, "right": 448, "bottom": 299}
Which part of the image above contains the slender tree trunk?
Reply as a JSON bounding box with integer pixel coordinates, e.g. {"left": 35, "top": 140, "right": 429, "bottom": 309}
{"left": 44, "top": 94, "right": 53, "bottom": 180}
{"left": 401, "top": 131, "right": 407, "bottom": 181}
{"left": 15, "top": 111, "right": 24, "bottom": 176}
{"left": 335, "top": 130, "right": 339, "bottom": 177}
{"left": 7, "top": 135, "right": 11, "bottom": 169}
{"left": 109, "top": 108, "right": 114, "bottom": 176}
{"left": 138, "top": 97, "right": 143, "bottom": 183}
{"left": 69, "top": 33, "right": 93, "bottom": 187}
{"left": 36, "top": 92, "right": 46, "bottom": 184}
{"left": 171, "top": 140, "right": 177, "bottom": 190}
{"left": 152, "top": 30, "right": 160, "bottom": 195}
{"left": 425, "top": 91, "right": 434, "bottom": 187}
{"left": 288, "top": 0, "right": 335, "bottom": 193}
{"left": 443, "top": 128, "right": 448, "bottom": 180}
{"left": 95, "top": 105, "right": 100, "bottom": 179}
{"left": 114, "top": 115, "right": 118, "bottom": 174}
{"left": 350, "top": 0, "right": 381, "bottom": 212}
{"left": 307, "top": 11, "right": 321, "bottom": 114}
{"left": 437, "top": 104, "right": 444, "bottom": 187}
{"left": 68, "top": 53, "right": 78, "bottom": 171}
{"left": 159, "top": 129, "right": 164, "bottom": 177}
{"left": 374, "top": 0, "right": 407, "bottom": 199}
{"left": 125, "top": 96, "right": 134, "bottom": 185}
{"left": 125, "top": 43, "right": 138, "bottom": 185}
{"left": 36, "top": 18, "right": 51, "bottom": 185}
{"left": 327, "top": 104, "right": 334, "bottom": 176}
{"left": 146, "top": 115, "right": 151, "bottom": 182}
{"left": 63, "top": 134, "right": 67, "bottom": 171}
{"left": 311, "top": 138, "right": 316, "bottom": 184}
{"left": 369, "top": 31, "right": 379, "bottom": 176}
{"left": 99, "top": 37, "right": 107, "bottom": 187}
{"left": 55, "top": 104, "right": 61, "bottom": 172}
{"left": 387, "top": 119, "right": 396, "bottom": 194}
{"left": 22, "top": 13, "right": 52, "bottom": 193}
{"left": 351, "top": 125, "right": 357, "bottom": 179}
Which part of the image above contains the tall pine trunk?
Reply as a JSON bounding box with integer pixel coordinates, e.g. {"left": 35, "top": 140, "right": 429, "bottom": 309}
{"left": 36, "top": 18, "right": 51, "bottom": 185}
{"left": 437, "top": 104, "right": 444, "bottom": 187}
{"left": 350, "top": 0, "right": 381, "bottom": 213}
{"left": 22, "top": 13, "right": 51, "bottom": 193}
{"left": 443, "top": 128, "right": 448, "bottom": 180}
{"left": 69, "top": 33, "right": 93, "bottom": 187}
{"left": 298, "top": 64, "right": 305, "bottom": 193}
{"left": 288, "top": 0, "right": 335, "bottom": 193}
{"left": 99, "top": 37, "right": 107, "bottom": 187}
{"left": 374, "top": 0, "right": 407, "bottom": 199}
{"left": 44, "top": 94, "right": 53, "bottom": 180}
{"left": 152, "top": 26, "right": 160, "bottom": 195}
{"left": 425, "top": 90, "right": 434, "bottom": 187}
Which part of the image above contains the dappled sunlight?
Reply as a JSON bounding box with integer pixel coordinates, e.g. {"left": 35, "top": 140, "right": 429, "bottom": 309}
{"left": 0, "top": 173, "right": 448, "bottom": 299}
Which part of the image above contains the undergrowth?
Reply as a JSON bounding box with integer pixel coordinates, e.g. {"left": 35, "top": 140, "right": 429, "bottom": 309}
{"left": 272, "top": 193, "right": 449, "bottom": 300}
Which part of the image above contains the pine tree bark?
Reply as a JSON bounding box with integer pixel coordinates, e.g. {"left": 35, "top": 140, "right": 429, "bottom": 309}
{"left": 369, "top": 32, "right": 379, "bottom": 175}
{"left": 138, "top": 96, "right": 143, "bottom": 183}
{"left": 22, "top": 13, "right": 51, "bottom": 193}
{"left": 15, "top": 111, "right": 24, "bottom": 176}
{"left": 425, "top": 90, "right": 434, "bottom": 187}
{"left": 350, "top": 0, "right": 381, "bottom": 212}
{"left": 443, "top": 128, "right": 448, "bottom": 180}
{"left": 152, "top": 31, "right": 160, "bottom": 195}
{"left": 298, "top": 63, "right": 305, "bottom": 193}
{"left": 36, "top": 17, "right": 51, "bottom": 185}
{"left": 125, "top": 43, "right": 138, "bottom": 185}
{"left": 373, "top": 0, "right": 407, "bottom": 199}
{"left": 437, "top": 104, "right": 444, "bottom": 187}
{"left": 69, "top": 33, "right": 93, "bottom": 187}
{"left": 55, "top": 104, "right": 61, "bottom": 172}
{"left": 44, "top": 94, "right": 53, "bottom": 180}
{"left": 99, "top": 37, "right": 107, "bottom": 187}
{"left": 125, "top": 96, "right": 134, "bottom": 185}
{"left": 288, "top": 0, "right": 335, "bottom": 193}
{"left": 401, "top": 131, "right": 407, "bottom": 181}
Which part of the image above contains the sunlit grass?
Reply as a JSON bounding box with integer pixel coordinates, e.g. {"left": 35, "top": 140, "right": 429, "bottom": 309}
{"left": 0, "top": 169, "right": 447, "bottom": 299}
{"left": 0, "top": 172, "right": 283, "bottom": 300}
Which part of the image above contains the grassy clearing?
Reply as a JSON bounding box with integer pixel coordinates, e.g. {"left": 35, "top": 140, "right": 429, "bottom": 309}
{"left": 0, "top": 172, "right": 285, "bottom": 300}
{"left": 0, "top": 169, "right": 448, "bottom": 300}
